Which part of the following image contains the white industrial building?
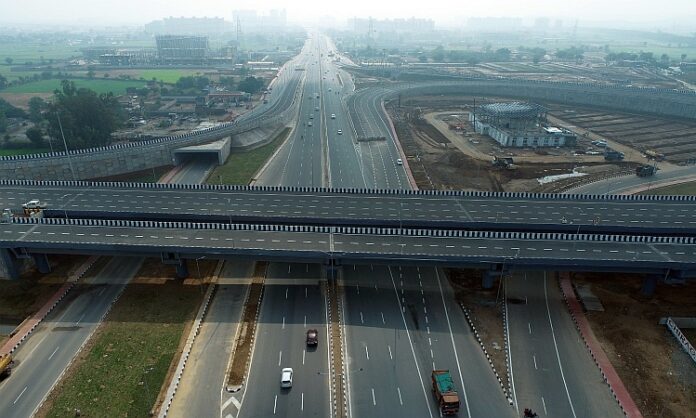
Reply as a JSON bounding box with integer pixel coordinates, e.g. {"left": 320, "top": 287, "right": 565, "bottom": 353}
{"left": 469, "top": 102, "right": 576, "bottom": 148}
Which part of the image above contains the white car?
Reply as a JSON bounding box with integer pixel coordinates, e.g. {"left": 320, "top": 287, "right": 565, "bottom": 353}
{"left": 397, "top": 158, "right": 403, "bottom": 165}
{"left": 337, "top": 129, "right": 343, "bottom": 135}
{"left": 331, "top": 114, "right": 336, "bottom": 119}
{"left": 280, "top": 368, "right": 293, "bottom": 388}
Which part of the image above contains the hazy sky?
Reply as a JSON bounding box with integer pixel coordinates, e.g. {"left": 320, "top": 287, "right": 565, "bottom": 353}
{"left": 2, "top": 0, "right": 695, "bottom": 27}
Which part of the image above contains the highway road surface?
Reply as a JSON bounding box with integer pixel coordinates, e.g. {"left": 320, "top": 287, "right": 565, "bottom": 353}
{"left": 0, "top": 257, "right": 142, "bottom": 418}
{"left": 570, "top": 165, "right": 696, "bottom": 195}
{"left": 506, "top": 271, "right": 624, "bottom": 417}
{"left": 168, "top": 261, "right": 253, "bottom": 418}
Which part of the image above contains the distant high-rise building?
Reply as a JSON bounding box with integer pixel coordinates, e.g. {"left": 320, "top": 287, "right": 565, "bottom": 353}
{"left": 232, "top": 9, "right": 287, "bottom": 33}
{"left": 534, "top": 17, "right": 550, "bottom": 31}
{"left": 349, "top": 17, "right": 435, "bottom": 35}
{"left": 466, "top": 17, "right": 523, "bottom": 31}
{"left": 145, "top": 17, "right": 230, "bottom": 35}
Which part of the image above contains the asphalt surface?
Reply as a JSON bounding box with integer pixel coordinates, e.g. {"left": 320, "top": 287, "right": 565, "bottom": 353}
{"left": 5, "top": 186, "right": 695, "bottom": 233}
{"left": 506, "top": 271, "right": 624, "bottom": 417}
{"left": 570, "top": 165, "right": 696, "bottom": 195}
{"left": 0, "top": 257, "right": 142, "bottom": 418}
{"left": 168, "top": 261, "right": 252, "bottom": 418}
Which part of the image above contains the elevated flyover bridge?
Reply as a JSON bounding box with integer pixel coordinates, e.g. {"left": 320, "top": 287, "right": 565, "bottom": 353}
{"left": 2, "top": 181, "right": 696, "bottom": 236}
{"left": 2, "top": 217, "right": 696, "bottom": 285}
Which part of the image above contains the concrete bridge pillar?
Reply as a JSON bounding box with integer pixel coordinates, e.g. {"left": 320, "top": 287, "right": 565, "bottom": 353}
{"left": 0, "top": 249, "right": 21, "bottom": 280}
{"left": 482, "top": 270, "right": 498, "bottom": 289}
{"left": 325, "top": 260, "right": 341, "bottom": 283}
{"left": 640, "top": 274, "right": 660, "bottom": 297}
{"left": 32, "top": 253, "right": 51, "bottom": 274}
{"left": 175, "top": 260, "right": 189, "bottom": 279}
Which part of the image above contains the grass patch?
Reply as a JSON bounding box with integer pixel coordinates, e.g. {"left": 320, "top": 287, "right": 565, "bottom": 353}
{"left": 640, "top": 181, "right": 696, "bottom": 196}
{"left": 136, "top": 69, "right": 202, "bottom": 84}
{"left": 90, "top": 166, "right": 174, "bottom": 183}
{"left": 42, "top": 261, "right": 206, "bottom": 417}
{"left": 0, "top": 148, "right": 52, "bottom": 156}
{"left": 3, "top": 79, "right": 147, "bottom": 95}
{"left": 207, "top": 127, "right": 291, "bottom": 185}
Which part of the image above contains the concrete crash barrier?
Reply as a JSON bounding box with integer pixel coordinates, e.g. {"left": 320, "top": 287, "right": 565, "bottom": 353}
{"left": 665, "top": 317, "right": 696, "bottom": 365}
{"left": 3, "top": 179, "right": 696, "bottom": 202}
{"left": 558, "top": 274, "right": 642, "bottom": 418}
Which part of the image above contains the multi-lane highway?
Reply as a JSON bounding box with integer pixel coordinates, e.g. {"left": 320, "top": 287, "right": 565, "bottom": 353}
{"left": 0, "top": 257, "right": 142, "bottom": 418}
{"left": 4, "top": 183, "right": 695, "bottom": 235}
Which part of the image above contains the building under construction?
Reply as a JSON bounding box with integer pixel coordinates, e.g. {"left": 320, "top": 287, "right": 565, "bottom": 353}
{"left": 469, "top": 101, "right": 576, "bottom": 147}
{"left": 156, "top": 35, "right": 209, "bottom": 63}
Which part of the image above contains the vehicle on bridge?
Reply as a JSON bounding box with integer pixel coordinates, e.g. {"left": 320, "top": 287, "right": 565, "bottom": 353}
{"left": 280, "top": 367, "right": 293, "bottom": 388}
{"left": 636, "top": 164, "right": 658, "bottom": 177}
{"left": 337, "top": 129, "right": 343, "bottom": 135}
{"left": 432, "top": 369, "right": 460, "bottom": 415}
{"left": 0, "top": 353, "right": 13, "bottom": 379}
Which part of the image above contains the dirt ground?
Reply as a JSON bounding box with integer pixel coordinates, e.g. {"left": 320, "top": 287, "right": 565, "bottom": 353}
{"left": 387, "top": 101, "right": 635, "bottom": 192}
{"left": 571, "top": 273, "right": 696, "bottom": 418}
{"left": 0, "top": 92, "right": 53, "bottom": 109}
{"left": 227, "top": 261, "right": 267, "bottom": 386}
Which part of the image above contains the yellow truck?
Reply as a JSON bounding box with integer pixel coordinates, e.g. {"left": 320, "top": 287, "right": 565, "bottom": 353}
{"left": 0, "top": 353, "right": 13, "bottom": 378}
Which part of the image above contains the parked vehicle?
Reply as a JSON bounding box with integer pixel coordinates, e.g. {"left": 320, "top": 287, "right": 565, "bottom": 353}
{"left": 432, "top": 370, "right": 460, "bottom": 415}
{"left": 636, "top": 164, "right": 657, "bottom": 177}
{"left": 604, "top": 149, "right": 625, "bottom": 161}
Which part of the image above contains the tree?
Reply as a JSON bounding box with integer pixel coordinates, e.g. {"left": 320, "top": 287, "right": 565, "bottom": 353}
{"left": 431, "top": 45, "right": 445, "bottom": 62}
{"left": 25, "top": 127, "right": 44, "bottom": 146}
{"left": 46, "top": 80, "right": 125, "bottom": 150}
{"left": 681, "top": 54, "right": 688, "bottom": 62}
{"left": 28, "top": 97, "right": 45, "bottom": 123}
{"left": 86, "top": 66, "right": 96, "bottom": 79}
{"left": 4, "top": 57, "right": 12, "bottom": 65}
{"left": 0, "top": 74, "right": 7, "bottom": 90}
{"left": 237, "top": 76, "right": 264, "bottom": 94}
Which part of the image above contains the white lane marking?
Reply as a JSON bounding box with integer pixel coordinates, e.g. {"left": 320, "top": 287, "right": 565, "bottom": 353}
{"left": 428, "top": 337, "right": 432, "bottom": 346}
{"left": 533, "top": 355, "right": 538, "bottom": 370}
{"left": 14, "top": 386, "right": 28, "bottom": 405}
{"left": 221, "top": 395, "right": 240, "bottom": 411}
{"left": 48, "top": 346, "right": 60, "bottom": 360}
{"left": 505, "top": 275, "right": 519, "bottom": 413}
{"left": 282, "top": 316, "right": 285, "bottom": 330}
{"left": 528, "top": 322, "right": 532, "bottom": 334}
{"left": 304, "top": 315, "right": 307, "bottom": 328}
{"left": 430, "top": 349, "right": 434, "bottom": 358}
{"left": 544, "top": 273, "right": 577, "bottom": 418}
{"left": 274, "top": 395, "right": 278, "bottom": 414}
{"left": 75, "top": 312, "right": 86, "bottom": 325}
{"left": 542, "top": 396, "right": 548, "bottom": 415}
{"left": 23, "top": 334, "right": 49, "bottom": 363}
{"left": 301, "top": 392, "right": 304, "bottom": 411}
{"left": 388, "top": 267, "right": 435, "bottom": 418}
{"left": 305, "top": 287, "right": 308, "bottom": 298}
{"left": 388, "top": 345, "right": 393, "bottom": 360}
{"left": 365, "top": 345, "right": 370, "bottom": 360}
{"left": 285, "top": 288, "right": 289, "bottom": 299}
{"left": 426, "top": 326, "right": 430, "bottom": 335}
{"left": 434, "top": 268, "right": 472, "bottom": 418}
{"left": 303, "top": 349, "right": 306, "bottom": 365}
{"left": 371, "top": 388, "right": 376, "bottom": 406}
{"left": 360, "top": 311, "right": 364, "bottom": 324}
{"left": 381, "top": 312, "right": 385, "bottom": 324}
{"left": 398, "top": 387, "right": 404, "bottom": 405}
{"left": 278, "top": 350, "right": 282, "bottom": 366}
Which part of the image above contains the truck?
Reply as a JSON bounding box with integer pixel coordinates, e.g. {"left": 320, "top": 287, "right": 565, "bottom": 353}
{"left": 645, "top": 149, "right": 665, "bottom": 161}
{"left": 636, "top": 164, "right": 657, "bottom": 177}
{"left": 432, "top": 369, "right": 460, "bottom": 415}
{"left": 0, "top": 353, "right": 13, "bottom": 379}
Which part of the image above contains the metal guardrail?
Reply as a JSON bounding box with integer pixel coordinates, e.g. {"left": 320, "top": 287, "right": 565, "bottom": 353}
{"left": 666, "top": 317, "right": 696, "bottom": 365}
{"left": 2, "top": 179, "right": 696, "bottom": 202}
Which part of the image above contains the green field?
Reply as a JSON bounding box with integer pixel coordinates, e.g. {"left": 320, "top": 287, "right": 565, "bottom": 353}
{"left": 3, "top": 79, "right": 147, "bottom": 94}
{"left": 0, "top": 148, "right": 52, "bottom": 156}
{"left": 207, "top": 127, "right": 291, "bottom": 185}
{"left": 45, "top": 278, "right": 203, "bottom": 417}
{"left": 0, "top": 43, "right": 81, "bottom": 64}
{"left": 136, "top": 69, "right": 203, "bottom": 84}
{"left": 640, "top": 181, "right": 696, "bottom": 196}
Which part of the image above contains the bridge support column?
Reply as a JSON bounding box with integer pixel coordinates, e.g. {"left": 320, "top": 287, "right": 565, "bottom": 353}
{"left": 0, "top": 249, "right": 21, "bottom": 280}
{"left": 641, "top": 274, "right": 660, "bottom": 297}
{"left": 325, "top": 260, "right": 341, "bottom": 283}
{"left": 482, "top": 270, "right": 497, "bottom": 289}
{"left": 32, "top": 253, "right": 51, "bottom": 274}
{"left": 175, "top": 260, "right": 189, "bottom": 279}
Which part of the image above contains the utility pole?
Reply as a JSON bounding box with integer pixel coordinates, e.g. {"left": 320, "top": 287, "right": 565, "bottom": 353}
{"left": 56, "top": 112, "right": 76, "bottom": 181}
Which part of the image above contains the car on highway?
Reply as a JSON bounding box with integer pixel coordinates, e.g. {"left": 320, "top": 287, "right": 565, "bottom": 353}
{"left": 337, "top": 129, "right": 343, "bottom": 135}
{"left": 315, "top": 107, "right": 319, "bottom": 111}
{"left": 280, "top": 367, "right": 293, "bottom": 388}
{"left": 306, "top": 329, "right": 318, "bottom": 346}
{"left": 308, "top": 121, "right": 312, "bottom": 127}
{"left": 331, "top": 113, "right": 336, "bottom": 119}
{"left": 397, "top": 158, "right": 403, "bottom": 165}
{"left": 309, "top": 114, "right": 314, "bottom": 119}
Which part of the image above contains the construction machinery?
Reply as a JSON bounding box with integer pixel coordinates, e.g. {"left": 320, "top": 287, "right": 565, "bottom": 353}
{"left": 0, "top": 353, "right": 13, "bottom": 379}
{"left": 636, "top": 164, "right": 658, "bottom": 177}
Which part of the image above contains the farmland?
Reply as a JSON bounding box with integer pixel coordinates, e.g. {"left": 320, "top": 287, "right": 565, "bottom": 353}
{"left": 3, "top": 78, "right": 147, "bottom": 95}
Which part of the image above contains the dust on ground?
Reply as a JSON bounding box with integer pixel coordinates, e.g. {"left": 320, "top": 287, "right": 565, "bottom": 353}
{"left": 571, "top": 273, "right": 696, "bottom": 418}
